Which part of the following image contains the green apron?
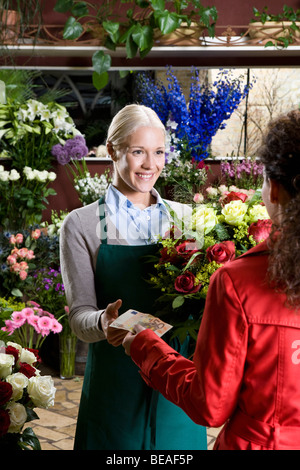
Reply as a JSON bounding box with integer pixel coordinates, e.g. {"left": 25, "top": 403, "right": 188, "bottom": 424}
{"left": 74, "top": 197, "right": 207, "bottom": 450}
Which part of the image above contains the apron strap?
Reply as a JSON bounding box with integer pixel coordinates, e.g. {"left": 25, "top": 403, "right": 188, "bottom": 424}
{"left": 98, "top": 195, "right": 107, "bottom": 245}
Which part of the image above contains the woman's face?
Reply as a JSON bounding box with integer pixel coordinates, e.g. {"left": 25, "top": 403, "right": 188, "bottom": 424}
{"left": 112, "top": 126, "right": 165, "bottom": 201}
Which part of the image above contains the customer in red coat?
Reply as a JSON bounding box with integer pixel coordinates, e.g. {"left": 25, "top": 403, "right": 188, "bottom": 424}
{"left": 119, "top": 110, "right": 300, "bottom": 450}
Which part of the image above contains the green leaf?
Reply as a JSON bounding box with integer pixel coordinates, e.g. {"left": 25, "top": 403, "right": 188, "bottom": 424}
{"left": 150, "top": 0, "right": 165, "bottom": 11}
{"left": 54, "top": 0, "right": 74, "bottom": 13}
{"left": 125, "top": 34, "right": 139, "bottom": 59}
{"left": 71, "top": 2, "right": 89, "bottom": 17}
{"left": 19, "top": 427, "right": 41, "bottom": 451}
{"left": 11, "top": 288, "right": 23, "bottom": 297}
{"left": 92, "top": 71, "right": 109, "bottom": 90}
{"left": 92, "top": 50, "right": 111, "bottom": 75}
{"left": 156, "top": 11, "right": 181, "bottom": 34}
{"left": 26, "top": 408, "right": 39, "bottom": 423}
{"left": 172, "top": 295, "right": 185, "bottom": 309}
{"left": 132, "top": 24, "right": 153, "bottom": 51}
{"left": 103, "top": 21, "right": 120, "bottom": 43}
{"left": 63, "top": 17, "right": 84, "bottom": 40}
{"left": 214, "top": 223, "right": 230, "bottom": 240}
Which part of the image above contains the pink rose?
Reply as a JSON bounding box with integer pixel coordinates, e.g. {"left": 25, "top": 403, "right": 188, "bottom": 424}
{"left": 6, "top": 254, "right": 17, "bottom": 265}
{"left": 31, "top": 229, "right": 41, "bottom": 240}
{"left": 25, "top": 250, "right": 35, "bottom": 260}
{"left": 174, "top": 271, "right": 201, "bottom": 294}
{"left": 15, "top": 233, "right": 24, "bottom": 244}
{"left": 19, "top": 270, "right": 28, "bottom": 280}
{"left": 206, "top": 241, "right": 236, "bottom": 264}
{"left": 248, "top": 219, "right": 272, "bottom": 243}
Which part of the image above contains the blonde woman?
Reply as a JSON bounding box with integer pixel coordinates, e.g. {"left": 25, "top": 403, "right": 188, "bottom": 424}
{"left": 60, "top": 104, "right": 206, "bottom": 450}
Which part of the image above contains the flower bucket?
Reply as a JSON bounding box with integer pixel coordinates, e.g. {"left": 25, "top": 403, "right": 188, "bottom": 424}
{"left": 59, "top": 326, "right": 77, "bottom": 380}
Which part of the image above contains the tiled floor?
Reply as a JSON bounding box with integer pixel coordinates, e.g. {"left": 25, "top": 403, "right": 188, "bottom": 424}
{"left": 27, "top": 373, "right": 218, "bottom": 450}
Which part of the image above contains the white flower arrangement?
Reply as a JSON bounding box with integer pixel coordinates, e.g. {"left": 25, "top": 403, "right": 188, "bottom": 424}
{"left": 74, "top": 169, "right": 112, "bottom": 206}
{"left": 0, "top": 340, "right": 56, "bottom": 450}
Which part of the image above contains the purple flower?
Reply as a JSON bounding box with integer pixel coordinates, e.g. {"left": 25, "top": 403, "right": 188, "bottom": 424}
{"left": 51, "top": 144, "right": 70, "bottom": 165}
{"left": 64, "top": 135, "right": 88, "bottom": 160}
{"left": 51, "top": 135, "right": 88, "bottom": 164}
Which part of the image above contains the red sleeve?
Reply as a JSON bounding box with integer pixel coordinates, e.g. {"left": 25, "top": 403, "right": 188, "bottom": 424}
{"left": 131, "top": 267, "right": 248, "bottom": 427}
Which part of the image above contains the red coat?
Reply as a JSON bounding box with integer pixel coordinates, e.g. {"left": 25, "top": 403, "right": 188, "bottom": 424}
{"left": 131, "top": 240, "right": 300, "bottom": 450}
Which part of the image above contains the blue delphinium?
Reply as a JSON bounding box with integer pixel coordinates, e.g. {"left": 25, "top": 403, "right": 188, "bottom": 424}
{"left": 136, "top": 67, "right": 252, "bottom": 161}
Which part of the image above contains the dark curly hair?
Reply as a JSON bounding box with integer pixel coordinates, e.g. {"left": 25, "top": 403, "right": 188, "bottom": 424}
{"left": 258, "top": 109, "right": 300, "bottom": 308}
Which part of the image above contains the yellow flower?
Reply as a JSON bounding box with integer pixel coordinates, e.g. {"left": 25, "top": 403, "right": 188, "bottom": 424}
{"left": 221, "top": 200, "right": 248, "bottom": 226}
{"left": 248, "top": 204, "right": 269, "bottom": 223}
{"left": 190, "top": 204, "right": 218, "bottom": 234}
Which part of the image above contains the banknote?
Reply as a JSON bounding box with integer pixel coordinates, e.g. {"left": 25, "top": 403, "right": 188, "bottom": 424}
{"left": 110, "top": 309, "right": 173, "bottom": 337}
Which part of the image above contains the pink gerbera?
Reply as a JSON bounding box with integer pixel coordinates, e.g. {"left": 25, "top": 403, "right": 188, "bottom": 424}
{"left": 37, "top": 316, "right": 53, "bottom": 336}
{"left": 11, "top": 311, "right": 26, "bottom": 327}
{"left": 51, "top": 319, "right": 63, "bottom": 334}
{"left": 21, "top": 307, "right": 35, "bottom": 319}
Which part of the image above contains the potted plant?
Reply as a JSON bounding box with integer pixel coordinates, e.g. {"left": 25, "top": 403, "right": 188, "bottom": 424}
{"left": 0, "top": 0, "right": 43, "bottom": 45}
{"left": 53, "top": 0, "right": 218, "bottom": 89}
{"left": 248, "top": 5, "right": 300, "bottom": 48}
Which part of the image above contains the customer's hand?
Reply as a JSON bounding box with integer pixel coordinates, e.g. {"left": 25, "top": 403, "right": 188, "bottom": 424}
{"left": 101, "top": 299, "right": 124, "bottom": 346}
{"left": 122, "top": 324, "right": 145, "bottom": 356}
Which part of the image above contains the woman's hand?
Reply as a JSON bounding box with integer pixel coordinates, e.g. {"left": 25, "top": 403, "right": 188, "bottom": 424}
{"left": 122, "top": 324, "right": 145, "bottom": 356}
{"left": 101, "top": 299, "right": 124, "bottom": 346}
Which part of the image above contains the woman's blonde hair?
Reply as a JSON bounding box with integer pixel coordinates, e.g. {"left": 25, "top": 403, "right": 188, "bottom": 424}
{"left": 106, "top": 104, "right": 165, "bottom": 157}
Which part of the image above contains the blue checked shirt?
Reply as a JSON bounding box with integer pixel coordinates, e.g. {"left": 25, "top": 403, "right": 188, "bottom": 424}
{"left": 104, "top": 184, "right": 172, "bottom": 245}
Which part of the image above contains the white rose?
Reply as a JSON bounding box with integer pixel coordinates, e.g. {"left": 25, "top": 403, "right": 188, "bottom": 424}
{"left": 19, "top": 348, "right": 37, "bottom": 365}
{"left": 190, "top": 204, "right": 218, "bottom": 234}
{"left": 0, "top": 164, "right": 4, "bottom": 172}
{"left": 248, "top": 204, "right": 269, "bottom": 223}
{"left": 27, "top": 375, "right": 56, "bottom": 409}
{"left": 47, "top": 171, "right": 56, "bottom": 182}
{"left": 0, "top": 353, "right": 15, "bottom": 379}
{"left": 9, "top": 169, "right": 20, "bottom": 181}
{"left": 0, "top": 170, "right": 9, "bottom": 182}
{"left": 7, "top": 402, "right": 27, "bottom": 433}
{"left": 6, "top": 372, "right": 29, "bottom": 401}
{"left": 222, "top": 200, "right": 248, "bottom": 226}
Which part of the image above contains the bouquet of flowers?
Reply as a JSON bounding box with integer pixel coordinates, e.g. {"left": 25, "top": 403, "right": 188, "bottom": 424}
{"left": 149, "top": 186, "right": 272, "bottom": 346}
{"left": 73, "top": 168, "right": 112, "bottom": 206}
{"left": 136, "top": 67, "right": 252, "bottom": 162}
{"left": 0, "top": 228, "right": 60, "bottom": 299}
{"left": 1, "top": 302, "right": 63, "bottom": 351}
{"left": 0, "top": 165, "right": 57, "bottom": 230}
{"left": 0, "top": 98, "right": 80, "bottom": 171}
{"left": 0, "top": 340, "right": 56, "bottom": 450}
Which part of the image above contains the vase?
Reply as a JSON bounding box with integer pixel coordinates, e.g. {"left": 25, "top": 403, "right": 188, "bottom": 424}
{"left": 59, "top": 326, "right": 77, "bottom": 380}
{"left": 0, "top": 10, "right": 20, "bottom": 44}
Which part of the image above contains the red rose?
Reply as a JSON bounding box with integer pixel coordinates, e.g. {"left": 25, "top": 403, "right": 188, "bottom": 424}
{"left": 0, "top": 381, "right": 13, "bottom": 406}
{"left": 159, "top": 246, "right": 181, "bottom": 265}
{"left": 206, "top": 241, "right": 236, "bottom": 264}
{"left": 174, "top": 271, "right": 201, "bottom": 294}
{"left": 222, "top": 191, "right": 248, "bottom": 205}
{"left": 248, "top": 219, "right": 272, "bottom": 243}
{"left": 18, "top": 362, "right": 37, "bottom": 379}
{"left": 0, "top": 409, "right": 10, "bottom": 438}
{"left": 176, "top": 240, "right": 199, "bottom": 259}
{"left": 5, "top": 345, "right": 19, "bottom": 364}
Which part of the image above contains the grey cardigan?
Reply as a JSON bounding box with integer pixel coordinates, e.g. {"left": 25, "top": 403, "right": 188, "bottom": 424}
{"left": 60, "top": 198, "right": 192, "bottom": 343}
